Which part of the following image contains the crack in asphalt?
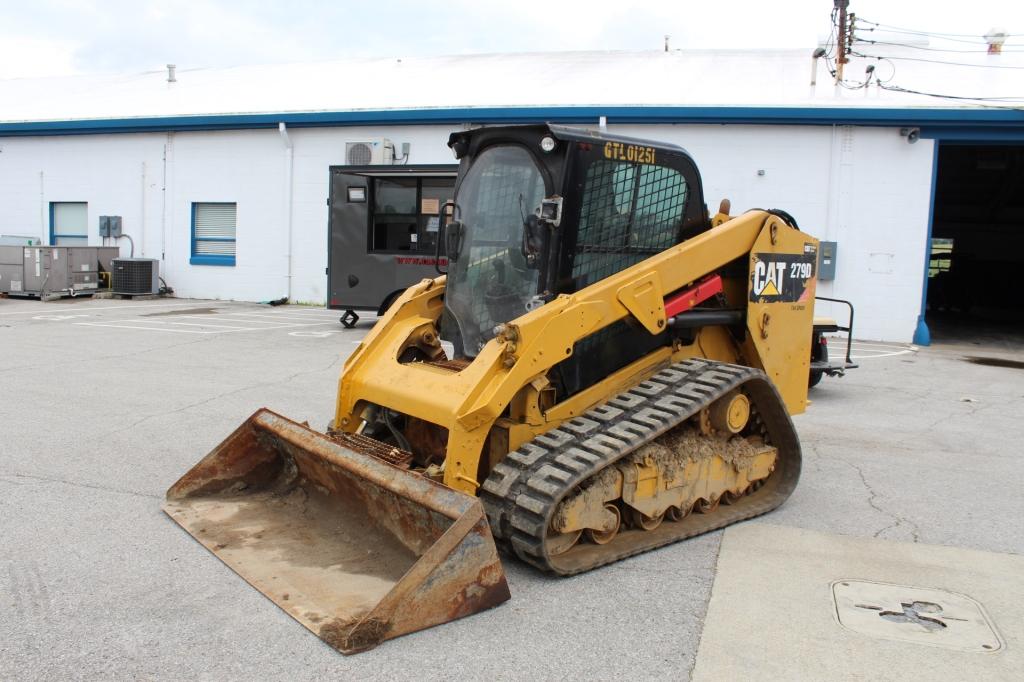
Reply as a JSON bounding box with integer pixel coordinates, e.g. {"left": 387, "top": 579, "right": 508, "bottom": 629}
{"left": 924, "top": 399, "right": 997, "bottom": 431}
{"left": 0, "top": 472, "right": 161, "bottom": 500}
{"left": 841, "top": 459, "right": 921, "bottom": 543}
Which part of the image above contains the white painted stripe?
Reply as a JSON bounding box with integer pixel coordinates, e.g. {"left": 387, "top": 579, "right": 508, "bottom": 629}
{"left": 0, "top": 302, "right": 201, "bottom": 316}
{"left": 74, "top": 322, "right": 216, "bottom": 334}
{"left": 850, "top": 350, "right": 914, "bottom": 359}
{"left": 162, "top": 321, "right": 261, "bottom": 330}
{"left": 220, "top": 310, "right": 343, "bottom": 321}
{"left": 205, "top": 316, "right": 338, "bottom": 328}
{"left": 281, "top": 308, "right": 340, "bottom": 315}
{"left": 849, "top": 342, "right": 912, "bottom": 350}
{"left": 172, "top": 314, "right": 291, "bottom": 326}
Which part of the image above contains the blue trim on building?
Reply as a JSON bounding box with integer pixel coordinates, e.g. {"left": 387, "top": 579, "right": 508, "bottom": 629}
{"left": 913, "top": 143, "right": 942, "bottom": 346}
{"left": 190, "top": 254, "right": 236, "bottom": 266}
{"left": 190, "top": 201, "right": 237, "bottom": 266}
{"left": 919, "top": 128, "right": 1024, "bottom": 142}
{"left": 1, "top": 105, "right": 1022, "bottom": 137}
{"left": 48, "top": 201, "right": 89, "bottom": 245}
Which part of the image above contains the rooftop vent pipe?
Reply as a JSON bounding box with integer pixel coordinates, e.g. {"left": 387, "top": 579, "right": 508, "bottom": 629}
{"left": 166, "top": 64, "right": 177, "bottom": 83}
{"left": 985, "top": 28, "right": 1008, "bottom": 54}
{"left": 810, "top": 47, "right": 826, "bottom": 86}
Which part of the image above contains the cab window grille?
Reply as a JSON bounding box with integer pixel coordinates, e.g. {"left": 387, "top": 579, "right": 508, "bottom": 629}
{"left": 556, "top": 159, "right": 688, "bottom": 398}
{"left": 572, "top": 161, "right": 688, "bottom": 287}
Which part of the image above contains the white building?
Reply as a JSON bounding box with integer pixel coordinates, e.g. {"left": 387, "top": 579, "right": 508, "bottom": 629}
{"left": 1, "top": 48, "right": 1022, "bottom": 343}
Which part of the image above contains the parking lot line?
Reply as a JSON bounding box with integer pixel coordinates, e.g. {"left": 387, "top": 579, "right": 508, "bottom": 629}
{"left": 150, "top": 320, "right": 266, "bottom": 331}
{"left": 220, "top": 311, "right": 342, "bottom": 321}
{"left": 0, "top": 302, "right": 199, "bottom": 316}
{"left": 73, "top": 321, "right": 219, "bottom": 334}
{"left": 71, "top": 314, "right": 340, "bottom": 335}
{"left": 170, "top": 315, "right": 298, "bottom": 326}
{"left": 204, "top": 314, "right": 334, "bottom": 325}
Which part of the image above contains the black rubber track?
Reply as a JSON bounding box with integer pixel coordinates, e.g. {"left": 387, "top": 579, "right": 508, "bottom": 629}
{"left": 480, "top": 358, "right": 802, "bottom": 575}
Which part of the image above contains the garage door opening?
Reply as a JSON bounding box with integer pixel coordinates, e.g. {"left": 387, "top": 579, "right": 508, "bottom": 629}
{"left": 925, "top": 144, "right": 1024, "bottom": 344}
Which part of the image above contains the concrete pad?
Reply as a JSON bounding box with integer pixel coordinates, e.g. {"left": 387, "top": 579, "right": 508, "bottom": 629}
{"left": 692, "top": 523, "right": 1024, "bottom": 681}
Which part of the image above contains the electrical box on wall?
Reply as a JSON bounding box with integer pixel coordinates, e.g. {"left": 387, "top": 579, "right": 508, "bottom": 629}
{"left": 99, "top": 216, "right": 123, "bottom": 238}
{"left": 819, "top": 241, "right": 838, "bottom": 281}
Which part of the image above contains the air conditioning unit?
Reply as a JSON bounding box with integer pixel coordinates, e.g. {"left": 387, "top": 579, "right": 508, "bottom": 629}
{"left": 345, "top": 139, "right": 394, "bottom": 165}
{"left": 112, "top": 257, "right": 160, "bottom": 295}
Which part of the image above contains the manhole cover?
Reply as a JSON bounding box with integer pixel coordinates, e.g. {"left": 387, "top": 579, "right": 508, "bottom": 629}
{"left": 832, "top": 580, "right": 1002, "bottom": 653}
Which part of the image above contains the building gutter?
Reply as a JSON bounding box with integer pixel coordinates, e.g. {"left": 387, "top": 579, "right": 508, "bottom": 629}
{"left": 1, "top": 106, "right": 1022, "bottom": 137}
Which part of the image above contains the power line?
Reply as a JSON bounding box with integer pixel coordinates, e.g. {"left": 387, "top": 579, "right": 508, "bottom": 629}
{"left": 856, "top": 25, "right": 1022, "bottom": 46}
{"left": 876, "top": 83, "right": 1024, "bottom": 110}
{"left": 857, "top": 18, "right": 1023, "bottom": 39}
{"left": 852, "top": 50, "right": 1024, "bottom": 70}
{"left": 854, "top": 38, "right": 1024, "bottom": 54}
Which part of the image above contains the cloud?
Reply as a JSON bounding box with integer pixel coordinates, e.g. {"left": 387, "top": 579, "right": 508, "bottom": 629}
{"left": 0, "top": 0, "right": 1021, "bottom": 78}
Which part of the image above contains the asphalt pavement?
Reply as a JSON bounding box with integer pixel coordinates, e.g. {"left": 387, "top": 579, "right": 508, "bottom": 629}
{"left": 1, "top": 297, "right": 1021, "bottom": 680}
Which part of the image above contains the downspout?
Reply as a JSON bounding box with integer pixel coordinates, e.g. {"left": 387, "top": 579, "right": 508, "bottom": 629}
{"left": 140, "top": 161, "right": 147, "bottom": 256}
{"left": 39, "top": 171, "right": 45, "bottom": 244}
{"left": 161, "top": 134, "right": 171, "bottom": 263}
{"left": 279, "top": 122, "right": 294, "bottom": 301}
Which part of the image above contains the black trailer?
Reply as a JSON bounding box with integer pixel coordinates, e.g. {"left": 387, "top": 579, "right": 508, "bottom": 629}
{"left": 327, "top": 164, "right": 458, "bottom": 327}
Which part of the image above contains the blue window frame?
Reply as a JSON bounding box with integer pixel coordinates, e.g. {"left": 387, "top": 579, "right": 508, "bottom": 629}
{"left": 191, "top": 202, "right": 236, "bottom": 266}
{"left": 49, "top": 202, "right": 88, "bottom": 245}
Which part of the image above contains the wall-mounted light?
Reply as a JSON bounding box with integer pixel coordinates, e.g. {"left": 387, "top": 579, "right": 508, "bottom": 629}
{"left": 899, "top": 127, "right": 920, "bottom": 144}
{"left": 347, "top": 186, "right": 366, "bottom": 203}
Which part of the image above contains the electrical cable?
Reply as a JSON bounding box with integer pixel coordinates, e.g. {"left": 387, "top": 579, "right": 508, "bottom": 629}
{"left": 854, "top": 38, "right": 1024, "bottom": 54}
{"left": 875, "top": 83, "right": 1024, "bottom": 109}
{"left": 856, "top": 26, "right": 1023, "bottom": 46}
{"left": 118, "top": 233, "right": 135, "bottom": 257}
{"left": 851, "top": 50, "right": 1024, "bottom": 70}
{"left": 827, "top": 16, "right": 1022, "bottom": 108}
{"left": 856, "top": 18, "right": 1024, "bottom": 40}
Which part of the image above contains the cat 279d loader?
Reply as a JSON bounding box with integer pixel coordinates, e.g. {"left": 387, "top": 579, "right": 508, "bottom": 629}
{"left": 165, "top": 124, "right": 819, "bottom": 654}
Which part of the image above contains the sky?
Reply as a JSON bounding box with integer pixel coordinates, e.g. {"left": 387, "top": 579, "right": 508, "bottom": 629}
{"left": 0, "top": 0, "right": 1022, "bottom": 79}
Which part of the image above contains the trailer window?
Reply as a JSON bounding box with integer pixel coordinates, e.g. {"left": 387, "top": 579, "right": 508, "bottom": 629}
{"left": 368, "top": 177, "right": 453, "bottom": 254}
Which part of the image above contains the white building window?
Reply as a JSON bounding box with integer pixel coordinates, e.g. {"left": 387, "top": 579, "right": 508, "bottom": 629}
{"left": 50, "top": 202, "right": 88, "bottom": 246}
{"left": 191, "top": 202, "right": 236, "bottom": 266}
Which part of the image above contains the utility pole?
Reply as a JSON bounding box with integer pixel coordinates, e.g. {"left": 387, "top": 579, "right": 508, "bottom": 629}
{"left": 835, "top": 0, "right": 850, "bottom": 84}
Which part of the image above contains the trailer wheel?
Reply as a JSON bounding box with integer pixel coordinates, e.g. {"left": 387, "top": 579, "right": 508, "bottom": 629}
{"left": 340, "top": 309, "right": 359, "bottom": 328}
{"left": 377, "top": 289, "right": 406, "bottom": 317}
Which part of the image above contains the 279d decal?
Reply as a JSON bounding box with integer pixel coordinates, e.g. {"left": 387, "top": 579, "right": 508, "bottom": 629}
{"left": 749, "top": 248, "right": 816, "bottom": 303}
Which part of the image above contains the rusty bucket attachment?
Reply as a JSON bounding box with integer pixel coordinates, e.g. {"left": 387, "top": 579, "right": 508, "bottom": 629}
{"left": 164, "top": 408, "right": 510, "bottom": 654}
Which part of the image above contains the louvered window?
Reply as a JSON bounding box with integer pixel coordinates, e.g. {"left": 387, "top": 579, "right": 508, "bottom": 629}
{"left": 191, "top": 202, "right": 237, "bottom": 265}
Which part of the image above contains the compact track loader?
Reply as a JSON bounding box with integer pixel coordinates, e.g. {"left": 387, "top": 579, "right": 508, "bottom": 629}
{"left": 165, "top": 124, "right": 819, "bottom": 653}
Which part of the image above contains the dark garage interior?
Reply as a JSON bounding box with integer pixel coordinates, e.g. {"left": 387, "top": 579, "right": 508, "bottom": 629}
{"left": 926, "top": 143, "right": 1024, "bottom": 344}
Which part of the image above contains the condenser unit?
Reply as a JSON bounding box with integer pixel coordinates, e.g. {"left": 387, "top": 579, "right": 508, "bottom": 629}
{"left": 345, "top": 139, "right": 394, "bottom": 165}
{"left": 112, "top": 257, "right": 160, "bottom": 295}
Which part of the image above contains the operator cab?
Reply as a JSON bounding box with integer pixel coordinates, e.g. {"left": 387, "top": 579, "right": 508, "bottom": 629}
{"left": 440, "top": 124, "right": 708, "bottom": 393}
